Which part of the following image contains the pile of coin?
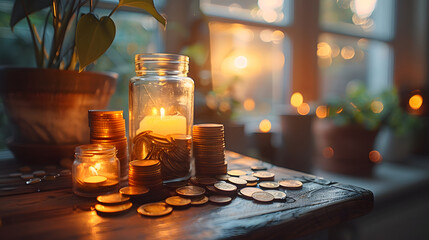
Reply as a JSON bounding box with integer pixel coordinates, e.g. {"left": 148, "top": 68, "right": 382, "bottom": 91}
{"left": 193, "top": 124, "right": 227, "bottom": 176}
{"left": 95, "top": 193, "right": 132, "bottom": 215}
{"left": 89, "top": 110, "right": 128, "bottom": 180}
{"left": 128, "top": 160, "right": 163, "bottom": 190}
{"left": 132, "top": 131, "right": 192, "bottom": 181}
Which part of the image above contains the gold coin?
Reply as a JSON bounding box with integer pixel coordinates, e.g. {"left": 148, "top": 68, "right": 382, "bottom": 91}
{"left": 265, "top": 190, "right": 287, "bottom": 200}
{"left": 252, "top": 191, "right": 274, "bottom": 203}
{"left": 246, "top": 182, "right": 258, "bottom": 187}
{"left": 119, "top": 186, "right": 149, "bottom": 196}
{"left": 227, "top": 170, "right": 247, "bottom": 177}
{"left": 83, "top": 176, "right": 107, "bottom": 185}
{"left": 209, "top": 195, "right": 232, "bottom": 204}
{"left": 279, "top": 180, "right": 303, "bottom": 189}
{"left": 239, "top": 175, "right": 258, "bottom": 182}
{"left": 176, "top": 186, "right": 206, "bottom": 197}
{"left": 32, "top": 170, "right": 46, "bottom": 178}
{"left": 95, "top": 202, "right": 132, "bottom": 214}
{"left": 227, "top": 177, "right": 247, "bottom": 187}
{"left": 195, "top": 177, "right": 217, "bottom": 186}
{"left": 239, "top": 187, "right": 263, "bottom": 198}
{"left": 259, "top": 181, "right": 280, "bottom": 189}
{"left": 251, "top": 166, "right": 267, "bottom": 171}
{"left": 21, "top": 174, "right": 34, "bottom": 181}
{"left": 97, "top": 193, "right": 130, "bottom": 205}
{"left": 130, "top": 160, "right": 160, "bottom": 167}
{"left": 26, "top": 178, "right": 41, "bottom": 185}
{"left": 137, "top": 202, "right": 173, "bottom": 217}
{"left": 253, "top": 171, "right": 275, "bottom": 180}
{"left": 165, "top": 196, "right": 191, "bottom": 207}
{"left": 215, "top": 175, "right": 229, "bottom": 181}
{"left": 190, "top": 195, "right": 209, "bottom": 205}
{"left": 214, "top": 182, "right": 237, "bottom": 192}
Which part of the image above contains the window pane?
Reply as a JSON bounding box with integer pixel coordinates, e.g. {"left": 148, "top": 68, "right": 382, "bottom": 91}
{"left": 320, "top": 0, "right": 395, "bottom": 40}
{"left": 201, "top": 0, "right": 293, "bottom": 26}
{"left": 318, "top": 33, "right": 393, "bottom": 99}
{"left": 208, "top": 22, "right": 289, "bottom": 122}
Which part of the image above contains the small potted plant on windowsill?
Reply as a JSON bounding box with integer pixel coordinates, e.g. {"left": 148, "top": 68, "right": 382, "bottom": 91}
{"left": 313, "top": 82, "right": 388, "bottom": 176}
{"left": 0, "top": 0, "right": 166, "bottom": 163}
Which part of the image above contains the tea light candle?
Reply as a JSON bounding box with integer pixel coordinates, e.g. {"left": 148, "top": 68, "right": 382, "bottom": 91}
{"left": 137, "top": 107, "right": 186, "bottom": 136}
{"left": 83, "top": 175, "right": 107, "bottom": 185}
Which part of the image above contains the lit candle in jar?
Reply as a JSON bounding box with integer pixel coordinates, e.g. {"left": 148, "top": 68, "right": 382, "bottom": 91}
{"left": 137, "top": 107, "right": 186, "bottom": 136}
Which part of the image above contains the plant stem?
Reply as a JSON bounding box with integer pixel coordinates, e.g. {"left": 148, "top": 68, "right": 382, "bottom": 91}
{"left": 108, "top": 5, "right": 119, "bottom": 18}
{"left": 21, "top": 0, "right": 41, "bottom": 67}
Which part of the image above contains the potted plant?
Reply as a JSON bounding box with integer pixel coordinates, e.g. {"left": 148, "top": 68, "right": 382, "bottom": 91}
{"left": 313, "top": 82, "right": 384, "bottom": 176}
{"left": 0, "top": 0, "right": 166, "bottom": 163}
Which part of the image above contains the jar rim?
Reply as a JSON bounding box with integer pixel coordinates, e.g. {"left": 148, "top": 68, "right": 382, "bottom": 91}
{"left": 135, "top": 53, "right": 189, "bottom": 63}
{"left": 75, "top": 144, "right": 116, "bottom": 158}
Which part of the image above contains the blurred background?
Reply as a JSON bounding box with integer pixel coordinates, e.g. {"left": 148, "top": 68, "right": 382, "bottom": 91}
{"left": 0, "top": 0, "right": 428, "bottom": 239}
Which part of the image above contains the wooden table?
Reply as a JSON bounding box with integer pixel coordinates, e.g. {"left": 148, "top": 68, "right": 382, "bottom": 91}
{"left": 0, "top": 151, "right": 373, "bottom": 240}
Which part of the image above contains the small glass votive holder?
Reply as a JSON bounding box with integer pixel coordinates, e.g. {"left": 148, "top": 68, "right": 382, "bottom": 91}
{"left": 72, "top": 144, "right": 120, "bottom": 197}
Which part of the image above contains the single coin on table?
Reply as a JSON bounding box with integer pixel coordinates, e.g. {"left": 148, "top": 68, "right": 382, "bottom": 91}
{"left": 239, "top": 187, "right": 264, "bottom": 198}
{"left": 26, "top": 178, "right": 41, "bottom": 185}
{"left": 137, "top": 202, "right": 173, "bottom": 217}
{"left": 176, "top": 185, "right": 206, "bottom": 197}
{"left": 239, "top": 175, "right": 258, "bottom": 182}
{"left": 33, "top": 170, "right": 46, "bottom": 178}
{"left": 259, "top": 181, "right": 280, "bottom": 189}
{"left": 190, "top": 195, "right": 209, "bottom": 205}
{"left": 97, "top": 193, "right": 130, "bottom": 205}
{"left": 251, "top": 166, "right": 267, "bottom": 171}
{"left": 214, "top": 182, "right": 237, "bottom": 193}
{"left": 227, "top": 177, "right": 247, "bottom": 187}
{"left": 265, "top": 190, "right": 287, "bottom": 200}
{"left": 165, "top": 196, "right": 191, "bottom": 207}
{"left": 95, "top": 202, "right": 132, "bottom": 214}
{"left": 278, "top": 180, "right": 303, "bottom": 189}
{"left": 119, "top": 186, "right": 149, "bottom": 196}
{"left": 209, "top": 195, "right": 232, "bottom": 204}
{"left": 21, "top": 174, "right": 34, "bottom": 181}
{"left": 227, "top": 169, "right": 247, "bottom": 177}
{"left": 253, "top": 171, "right": 275, "bottom": 181}
{"left": 252, "top": 191, "right": 274, "bottom": 203}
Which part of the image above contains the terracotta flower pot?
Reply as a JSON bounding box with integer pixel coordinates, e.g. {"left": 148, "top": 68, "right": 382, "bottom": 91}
{"left": 0, "top": 67, "right": 117, "bottom": 163}
{"left": 312, "top": 119, "right": 379, "bottom": 176}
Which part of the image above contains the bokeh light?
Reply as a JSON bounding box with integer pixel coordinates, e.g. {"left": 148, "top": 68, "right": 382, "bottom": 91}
{"left": 259, "top": 119, "right": 272, "bottom": 133}
{"left": 371, "top": 100, "right": 384, "bottom": 113}
{"left": 323, "top": 147, "right": 334, "bottom": 159}
{"left": 243, "top": 98, "right": 256, "bottom": 111}
{"left": 409, "top": 94, "right": 423, "bottom": 110}
{"left": 290, "top": 92, "right": 304, "bottom": 107}
{"left": 341, "top": 46, "right": 355, "bottom": 59}
{"left": 316, "top": 105, "right": 328, "bottom": 119}
{"left": 297, "top": 103, "right": 310, "bottom": 115}
{"left": 369, "top": 150, "right": 382, "bottom": 163}
{"left": 234, "top": 56, "right": 248, "bottom": 69}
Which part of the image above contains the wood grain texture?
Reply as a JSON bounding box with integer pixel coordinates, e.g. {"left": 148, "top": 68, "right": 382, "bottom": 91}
{"left": 0, "top": 151, "right": 373, "bottom": 240}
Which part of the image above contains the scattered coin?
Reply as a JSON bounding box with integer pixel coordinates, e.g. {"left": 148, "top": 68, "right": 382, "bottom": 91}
{"left": 95, "top": 202, "right": 132, "bottom": 215}
{"left": 246, "top": 182, "right": 258, "bottom": 187}
{"left": 176, "top": 186, "right": 206, "bottom": 197}
{"left": 26, "top": 178, "right": 41, "bottom": 185}
{"left": 239, "top": 175, "right": 258, "bottom": 182}
{"left": 60, "top": 169, "right": 72, "bottom": 176}
{"left": 209, "top": 195, "right": 232, "bottom": 204}
{"left": 8, "top": 173, "right": 22, "bottom": 178}
{"left": 251, "top": 166, "right": 267, "bottom": 171}
{"left": 165, "top": 181, "right": 188, "bottom": 189}
{"left": 278, "top": 180, "right": 303, "bottom": 189}
{"left": 83, "top": 176, "right": 107, "bottom": 185}
{"left": 97, "top": 193, "right": 130, "bottom": 205}
{"left": 239, "top": 187, "right": 264, "bottom": 198}
{"left": 215, "top": 174, "right": 229, "bottom": 181}
{"left": 137, "top": 202, "right": 173, "bottom": 217}
{"left": 19, "top": 166, "right": 32, "bottom": 173}
{"left": 227, "top": 170, "right": 247, "bottom": 177}
{"left": 195, "top": 177, "right": 217, "bottom": 186}
{"left": 206, "top": 185, "right": 222, "bottom": 195}
{"left": 259, "top": 181, "right": 280, "bottom": 189}
{"left": 43, "top": 174, "right": 57, "bottom": 181}
{"left": 119, "top": 186, "right": 149, "bottom": 196}
{"left": 253, "top": 171, "right": 275, "bottom": 181}
{"left": 265, "top": 190, "right": 287, "bottom": 200}
{"left": 165, "top": 196, "right": 191, "bottom": 207}
{"left": 252, "top": 191, "right": 274, "bottom": 203}
{"left": 227, "top": 177, "right": 247, "bottom": 188}
{"left": 190, "top": 195, "right": 209, "bottom": 205}
{"left": 21, "top": 174, "right": 34, "bottom": 181}
{"left": 214, "top": 182, "right": 237, "bottom": 193}
{"left": 33, "top": 170, "right": 46, "bottom": 178}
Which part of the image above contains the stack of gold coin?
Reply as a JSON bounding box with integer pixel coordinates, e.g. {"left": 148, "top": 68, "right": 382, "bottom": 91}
{"left": 89, "top": 110, "right": 128, "bottom": 181}
{"left": 128, "top": 160, "right": 163, "bottom": 190}
{"left": 193, "top": 124, "right": 227, "bottom": 176}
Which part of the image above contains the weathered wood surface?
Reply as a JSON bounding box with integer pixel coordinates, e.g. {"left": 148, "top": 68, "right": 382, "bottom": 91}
{"left": 0, "top": 151, "right": 373, "bottom": 240}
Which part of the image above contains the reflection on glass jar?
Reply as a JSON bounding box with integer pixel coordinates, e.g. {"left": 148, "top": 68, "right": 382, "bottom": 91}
{"left": 129, "top": 54, "right": 194, "bottom": 182}
{"left": 72, "top": 144, "right": 120, "bottom": 197}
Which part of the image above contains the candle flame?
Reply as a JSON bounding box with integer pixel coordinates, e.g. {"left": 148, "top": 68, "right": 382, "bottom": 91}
{"left": 160, "top": 107, "right": 165, "bottom": 119}
{"left": 89, "top": 166, "right": 98, "bottom": 176}
{"left": 152, "top": 107, "right": 158, "bottom": 115}
{"left": 259, "top": 119, "right": 271, "bottom": 133}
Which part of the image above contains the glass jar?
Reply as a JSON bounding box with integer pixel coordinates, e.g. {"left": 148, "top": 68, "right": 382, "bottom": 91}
{"left": 72, "top": 144, "right": 120, "bottom": 197}
{"left": 129, "top": 53, "right": 194, "bottom": 182}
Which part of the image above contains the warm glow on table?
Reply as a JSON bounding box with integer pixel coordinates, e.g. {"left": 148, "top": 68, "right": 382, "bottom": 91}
{"left": 137, "top": 108, "right": 186, "bottom": 136}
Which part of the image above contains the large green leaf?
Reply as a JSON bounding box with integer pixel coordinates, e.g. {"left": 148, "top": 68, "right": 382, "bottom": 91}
{"left": 10, "top": 0, "right": 52, "bottom": 30}
{"left": 119, "top": 0, "right": 166, "bottom": 27}
{"left": 75, "top": 13, "right": 116, "bottom": 72}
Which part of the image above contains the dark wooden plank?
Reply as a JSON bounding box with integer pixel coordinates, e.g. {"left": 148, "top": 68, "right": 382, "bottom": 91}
{"left": 0, "top": 151, "right": 373, "bottom": 240}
